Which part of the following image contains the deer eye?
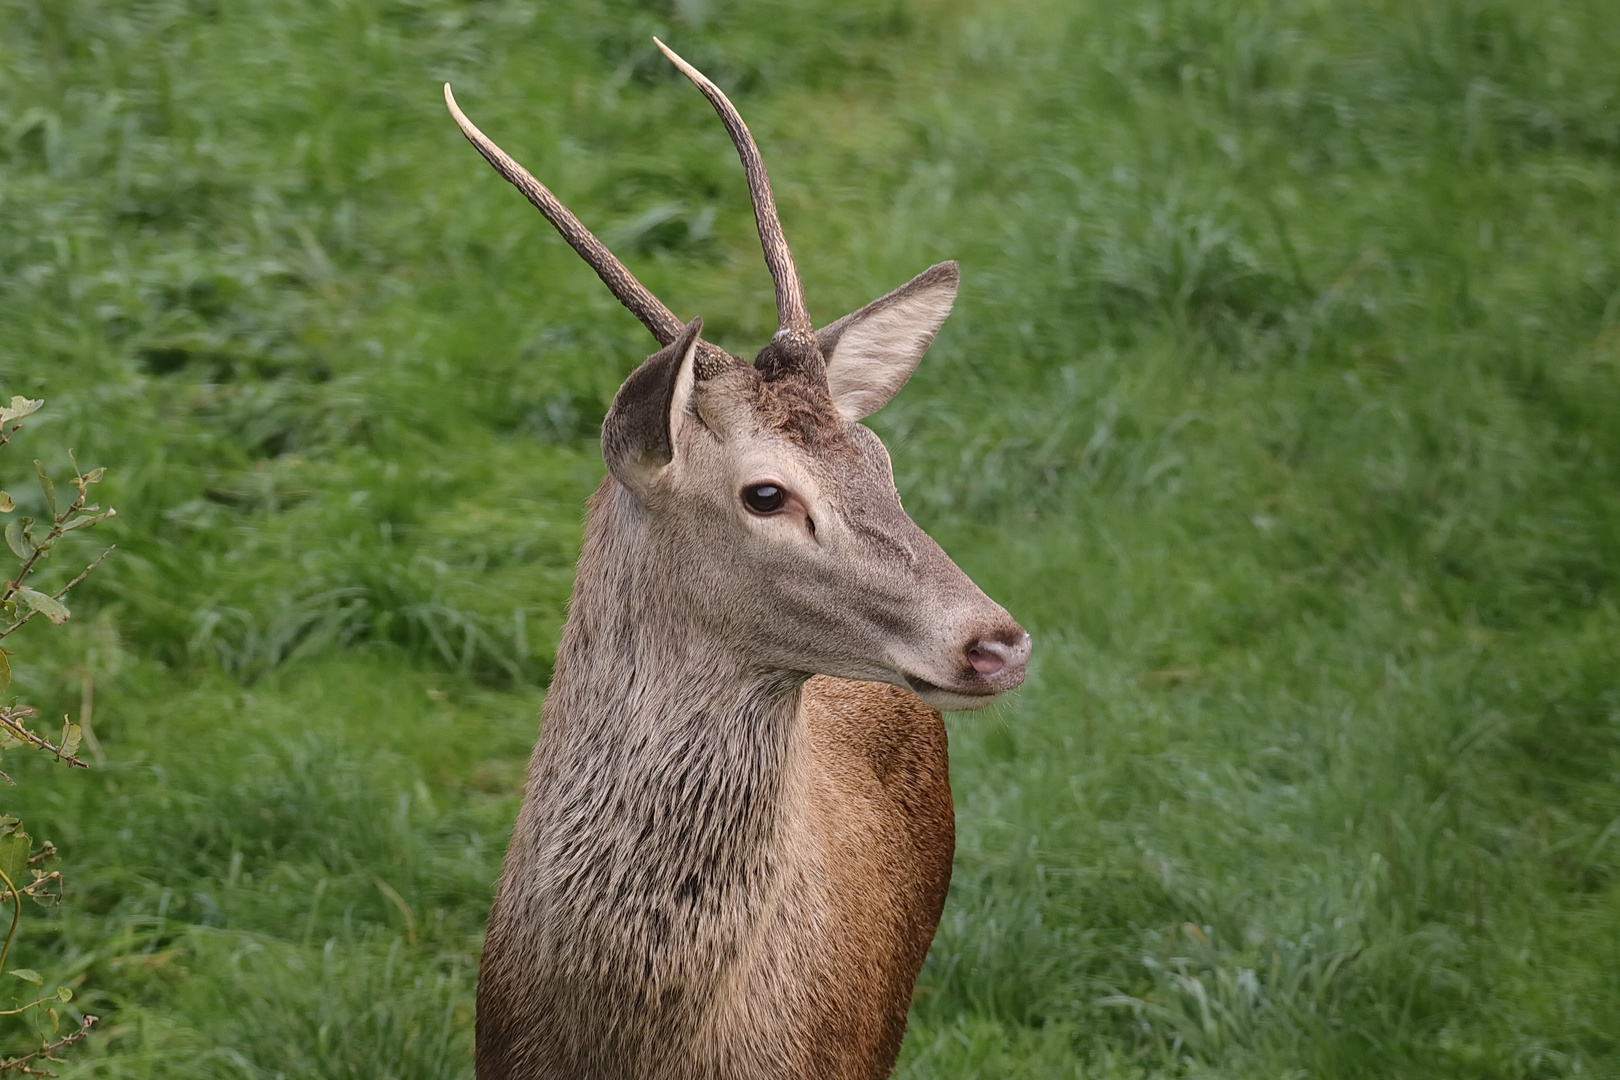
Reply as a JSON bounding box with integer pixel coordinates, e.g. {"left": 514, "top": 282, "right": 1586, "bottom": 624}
{"left": 742, "top": 484, "right": 786, "bottom": 514}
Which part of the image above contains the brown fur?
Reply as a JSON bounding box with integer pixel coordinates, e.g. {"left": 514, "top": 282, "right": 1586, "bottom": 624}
{"left": 798, "top": 677, "right": 955, "bottom": 1074}
{"left": 476, "top": 666, "right": 951, "bottom": 1079}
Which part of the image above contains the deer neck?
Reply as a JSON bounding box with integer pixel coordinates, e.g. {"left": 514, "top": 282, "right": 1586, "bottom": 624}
{"left": 505, "top": 480, "right": 811, "bottom": 985}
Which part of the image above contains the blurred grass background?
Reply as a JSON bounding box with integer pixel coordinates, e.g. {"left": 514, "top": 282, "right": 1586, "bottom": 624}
{"left": 2, "top": 0, "right": 1618, "bottom": 1075}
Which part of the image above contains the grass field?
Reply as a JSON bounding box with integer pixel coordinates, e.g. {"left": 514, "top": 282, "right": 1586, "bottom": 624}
{"left": 2, "top": 0, "right": 1618, "bottom": 1075}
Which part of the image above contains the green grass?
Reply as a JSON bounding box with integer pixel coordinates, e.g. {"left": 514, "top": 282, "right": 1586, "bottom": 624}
{"left": 2, "top": 0, "right": 1618, "bottom": 1075}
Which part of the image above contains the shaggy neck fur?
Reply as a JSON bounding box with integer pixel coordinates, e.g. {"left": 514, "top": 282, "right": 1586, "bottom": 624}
{"left": 488, "top": 479, "right": 813, "bottom": 1071}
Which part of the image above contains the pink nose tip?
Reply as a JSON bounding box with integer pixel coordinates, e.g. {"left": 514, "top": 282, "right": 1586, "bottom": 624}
{"left": 967, "top": 645, "right": 1005, "bottom": 675}
{"left": 965, "top": 632, "right": 1032, "bottom": 680}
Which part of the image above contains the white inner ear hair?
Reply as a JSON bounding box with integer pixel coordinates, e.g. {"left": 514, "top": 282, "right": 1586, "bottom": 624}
{"left": 825, "top": 287, "right": 955, "bottom": 421}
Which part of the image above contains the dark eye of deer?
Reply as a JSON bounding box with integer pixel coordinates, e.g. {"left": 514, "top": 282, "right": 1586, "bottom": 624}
{"left": 743, "top": 484, "right": 785, "bottom": 514}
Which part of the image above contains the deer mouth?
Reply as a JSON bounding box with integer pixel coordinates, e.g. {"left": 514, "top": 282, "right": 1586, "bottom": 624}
{"left": 904, "top": 674, "right": 992, "bottom": 697}
{"left": 903, "top": 673, "right": 1001, "bottom": 712}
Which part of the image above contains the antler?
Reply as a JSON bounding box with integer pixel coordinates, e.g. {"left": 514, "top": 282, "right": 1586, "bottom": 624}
{"left": 654, "top": 39, "right": 813, "bottom": 342}
{"left": 444, "top": 84, "right": 686, "bottom": 347}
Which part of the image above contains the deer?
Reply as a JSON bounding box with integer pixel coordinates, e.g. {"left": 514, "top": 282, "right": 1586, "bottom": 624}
{"left": 444, "top": 38, "right": 1031, "bottom": 1080}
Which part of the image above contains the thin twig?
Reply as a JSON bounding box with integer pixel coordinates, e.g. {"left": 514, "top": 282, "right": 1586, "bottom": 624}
{"left": 0, "top": 496, "right": 88, "bottom": 610}
{"left": 0, "top": 872, "right": 62, "bottom": 909}
{"left": 1, "top": 451, "right": 111, "bottom": 611}
{"left": 0, "top": 1014, "right": 98, "bottom": 1074}
{"left": 0, "top": 708, "right": 88, "bottom": 770}
{"left": 0, "top": 991, "right": 57, "bottom": 1018}
{"left": 52, "top": 546, "right": 114, "bottom": 602}
{"left": 0, "top": 545, "right": 115, "bottom": 643}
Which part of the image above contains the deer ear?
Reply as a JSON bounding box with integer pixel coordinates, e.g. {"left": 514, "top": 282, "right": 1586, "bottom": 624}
{"left": 817, "top": 261, "right": 958, "bottom": 421}
{"left": 602, "top": 317, "right": 703, "bottom": 493}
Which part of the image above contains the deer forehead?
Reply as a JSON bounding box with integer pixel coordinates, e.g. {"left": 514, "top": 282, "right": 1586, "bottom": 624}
{"left": 686, "top": 388, "right": 897, "bottom": 501}
{"left": 696, "top": 368, "right": 843, "bottom": 443}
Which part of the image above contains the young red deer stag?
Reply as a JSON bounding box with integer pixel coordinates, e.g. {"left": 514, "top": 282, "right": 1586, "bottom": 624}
{"left": 445, "top": 39, "right": 1031, "bottom": 1080}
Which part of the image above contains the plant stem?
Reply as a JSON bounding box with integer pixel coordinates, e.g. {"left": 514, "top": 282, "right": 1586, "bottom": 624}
{"left": 0, "top": 546, "right": 115, "bottom": 642}
{"left": 0, "top": 863, "right": 22, "bottom": 974}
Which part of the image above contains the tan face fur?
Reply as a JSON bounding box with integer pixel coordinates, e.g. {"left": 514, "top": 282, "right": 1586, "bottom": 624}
{"left": 605, "top": 263, "right": 1031, "bottom": 710}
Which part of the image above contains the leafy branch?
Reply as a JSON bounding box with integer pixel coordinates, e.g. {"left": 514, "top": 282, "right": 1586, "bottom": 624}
{"left": 0, "top": 1016, "right": 96, "bottom": 1077}
{"left": 1, "top": 404, "right": 117, "bottom": 642}
{"left": 0, "top": 705, "right": 85, "bottom": 785}
{"left": 0, "top": 401, "right": 39, "bottom": 454}
{"left": 0, "top": 395, "right": 116, "bottom": 1068}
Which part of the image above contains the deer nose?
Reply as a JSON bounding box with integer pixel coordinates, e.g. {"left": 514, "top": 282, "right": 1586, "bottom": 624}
{"left": 965, "top": 631, "right": 1032, "bottom": 683}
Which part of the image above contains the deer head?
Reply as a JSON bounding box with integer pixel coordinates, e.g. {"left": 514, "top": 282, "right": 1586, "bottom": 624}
{"left": 445, "top": 40, "right": 1029, "bottom": 710}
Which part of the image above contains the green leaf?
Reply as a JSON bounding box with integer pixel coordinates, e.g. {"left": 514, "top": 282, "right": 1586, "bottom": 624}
{"left": 59, "top": 722, "right": 81, "bottom": 762}
{"left": 82, "top": 467, "right": 105, "bottom": 485}
{"left": 0, "top": 491, "right": 12, "bottom": 513}
{"left": 7, "top": 969, "right": 42, "bottom": 986}
{"left": 0, "top": 826, "right": 29, "bottom": 890}
{"left": 0, "top": 650, "right": 8, "bottom": 696}
{"left": 4, "top": 519, "right": 33, "bottom": 560}
{"left": 55, "top": 986, "right": 71, "bottom": 1002}
{"left": 0, "top": 397, "right": 43, "bottom": 425}
{"left": 63, "top": 508, "right": 116, "bottom": 532}
{"left": 33, "top": 462, "right": 55, "bottom": 517}
{"left": 14, "top": 589, "right": 68, "bottom": 626}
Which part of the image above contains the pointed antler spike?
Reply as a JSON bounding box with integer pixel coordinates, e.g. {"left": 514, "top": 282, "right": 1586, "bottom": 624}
{"left": 653, "top": 40, "right": 813, "bottom": 340}
{"left": 444, "top": 83, "right": 686, "bottom": 347}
